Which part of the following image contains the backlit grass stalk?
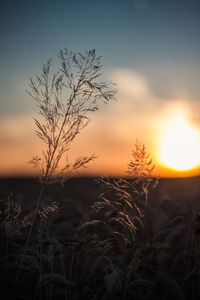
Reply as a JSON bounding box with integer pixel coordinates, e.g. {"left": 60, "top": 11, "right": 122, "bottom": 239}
{"left": 16, "top": 49, "right": 116, "bottom": 282}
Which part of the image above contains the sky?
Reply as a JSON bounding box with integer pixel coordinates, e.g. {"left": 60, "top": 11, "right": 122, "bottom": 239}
{"left": 1, "top": 0, "right": 200, "bottom": 177}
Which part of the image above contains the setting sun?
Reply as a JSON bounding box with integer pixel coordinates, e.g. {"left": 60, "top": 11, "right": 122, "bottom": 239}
{"left": 159, "top": 115, "right": 200, "bottom": 171}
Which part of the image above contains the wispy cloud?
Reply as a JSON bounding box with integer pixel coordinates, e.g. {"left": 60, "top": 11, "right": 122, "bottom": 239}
{"left": 1, "top": 68, "right": 200, "bottom": 177}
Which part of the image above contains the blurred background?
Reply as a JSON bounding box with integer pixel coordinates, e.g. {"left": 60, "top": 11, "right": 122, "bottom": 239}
{"left": 1, "top": 0, "right": 200, "bottom": 177}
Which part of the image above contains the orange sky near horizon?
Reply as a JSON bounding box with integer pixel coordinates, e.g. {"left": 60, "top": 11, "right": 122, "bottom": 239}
{"left": 1, "top": 69, "right": 200, "bottom": 178}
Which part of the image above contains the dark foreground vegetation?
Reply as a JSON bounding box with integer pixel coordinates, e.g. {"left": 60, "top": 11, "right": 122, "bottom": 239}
{"left": 1, "top": 48, "right": 199, "bottom": 299}
{"left": 1, "top": 175, "right": 200, "bottom": 300}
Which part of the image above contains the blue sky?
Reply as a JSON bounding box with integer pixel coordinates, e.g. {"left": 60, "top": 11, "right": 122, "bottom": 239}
{"left": 1, "top": 0, "right": 200, "bottom": 113}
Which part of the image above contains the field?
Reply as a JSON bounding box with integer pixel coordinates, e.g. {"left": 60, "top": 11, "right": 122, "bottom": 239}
{"left": 1, "top": 176, "right": 200, "bottom": 300}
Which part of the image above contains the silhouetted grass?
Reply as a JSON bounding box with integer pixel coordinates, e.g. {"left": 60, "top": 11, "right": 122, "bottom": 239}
{"left": 1, "top": 49, "right": 200, "bottom": 300}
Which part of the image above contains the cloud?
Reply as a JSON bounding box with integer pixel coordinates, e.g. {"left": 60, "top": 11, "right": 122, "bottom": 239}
{"left": 111, "top": 69, "right": 150, "bottom": 99}
{"left": 1, "top": 68, "right": 200, "bottom": 177}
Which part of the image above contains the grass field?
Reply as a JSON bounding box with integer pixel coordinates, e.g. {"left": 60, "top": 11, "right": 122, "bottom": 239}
{"left": 1, "top": 176, "right": 200, "bottom": 299}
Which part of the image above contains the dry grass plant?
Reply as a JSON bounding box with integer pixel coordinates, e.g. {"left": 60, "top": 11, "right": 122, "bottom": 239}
{"left": 16, "top": 49, "right": 116, "bottom": 282}
{"left": 2, "top": 49, "right": 200, "bottom": 300}
{"left": 78, "top": 141, "right": 157, "bottom": 298}
{"left": 80, "top": 141, "right": 157, "bottom": 250}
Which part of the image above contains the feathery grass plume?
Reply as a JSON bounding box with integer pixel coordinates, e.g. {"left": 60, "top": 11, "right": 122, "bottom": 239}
{"left": 126, "top": 140, "right": 158, "bottom": 206}
{"left": 0, "top": 192, "right": 21, "bottom": 280}
{"left": 17, "top": 49, "right": 116, "bottom": 282}
{"left": 78, "top": 141, "right": 157, "bottom": 298}
{"left": 82, "top": 141, "right": 157, "bottom": 250}
{"left": 28, "top": 49, "right": 116, "bottom": 185}
{"left": 0, "top": 191, "right": 21, "bottom": 236}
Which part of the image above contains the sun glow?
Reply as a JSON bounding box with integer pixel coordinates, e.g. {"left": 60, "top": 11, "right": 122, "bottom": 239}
{"left": 159, "top": 115, "right": 200, "bottom": 171}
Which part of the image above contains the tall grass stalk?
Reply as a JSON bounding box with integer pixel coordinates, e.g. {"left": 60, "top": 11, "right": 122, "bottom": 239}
{"left": 16, "top": 49, "right": 116, "bottom": 283}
